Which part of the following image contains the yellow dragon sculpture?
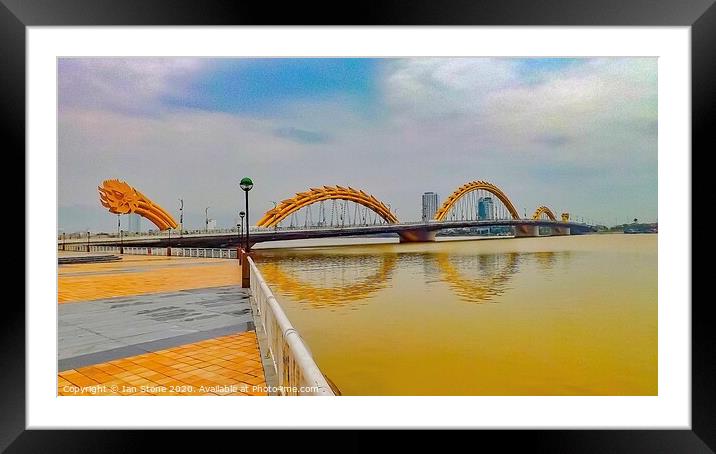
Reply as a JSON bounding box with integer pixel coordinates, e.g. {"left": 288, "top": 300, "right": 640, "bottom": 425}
{"left": 98, "top": 179, "right": 177, "bottom": 231}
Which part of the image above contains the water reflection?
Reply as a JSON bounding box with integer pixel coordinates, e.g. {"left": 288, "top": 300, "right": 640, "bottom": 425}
{"left": 258, "top": 253, "right": 398, "bottom": 308}
{"left": 435, "top": 252, "right": 520, "bottom": 303}
{"left": 534, "top": 251, "right": 557, "bottom": 271}
{"left": 257, "top": 249, "right": 573, "bottom": 306}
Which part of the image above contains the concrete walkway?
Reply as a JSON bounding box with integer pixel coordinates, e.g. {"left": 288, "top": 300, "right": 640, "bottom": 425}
{"left": 57, "top": 254, "right": 267, "bottom": 396}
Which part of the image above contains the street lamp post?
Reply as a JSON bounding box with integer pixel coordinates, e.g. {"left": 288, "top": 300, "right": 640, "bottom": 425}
{"left": 86, "top": 231, "right": 90, "bottom": 253}
{"left": 62, "top": 232, "right": 66, "bottom": 251}
{"left": 179, "top": 198, "right": 184, "bottom": 237}
{"left": 239, "top": 211, "right": 245, "bottom": 247}
{"left": 239, "top": 211, "right": 245, "bottom": 252}
{"left": 270, "top": 201, "right": 277, "bottom": 231}
{"left": 240, "top": 177, "right": 254, "bottom": 252}
{"left": 205, "top": 206, "right": 210, "bottom": 233}
{"left": 120, "top": 229, "right": 123, "bottom": 254}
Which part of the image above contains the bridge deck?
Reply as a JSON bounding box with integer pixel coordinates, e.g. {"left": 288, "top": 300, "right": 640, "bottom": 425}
{"left": 63, "top": 220, "right": 595, "bottom": 249}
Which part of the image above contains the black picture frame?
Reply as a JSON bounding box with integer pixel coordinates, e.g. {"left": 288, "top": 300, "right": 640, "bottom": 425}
{"left": 7, "top": 0, "right": 708, "bottom": 450}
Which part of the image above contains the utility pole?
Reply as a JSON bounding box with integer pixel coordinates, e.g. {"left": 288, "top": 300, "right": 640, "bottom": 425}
{"left": 205, "top": 206, "right": 210, "bottom": 233}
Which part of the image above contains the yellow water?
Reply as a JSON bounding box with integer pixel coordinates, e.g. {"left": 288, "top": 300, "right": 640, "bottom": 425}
{"left": 253, "top": 234, "right": 657, "bottom": 395}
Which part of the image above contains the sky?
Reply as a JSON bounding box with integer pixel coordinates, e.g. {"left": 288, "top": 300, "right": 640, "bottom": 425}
{"left": 58, "top": 57, "right": 657, "bottom": 232}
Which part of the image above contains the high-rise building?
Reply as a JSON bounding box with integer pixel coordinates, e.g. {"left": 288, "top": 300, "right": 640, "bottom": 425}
{"left": 207, "top": 219, "right": 217, "bottom": 231}
{"left": 127, "top": 213, "right": 142, "bottom": 233}
{"left": 422, "top": 192, "right": 439, "bottom": 221}
{"left": 477, "top": 197, "right": 495, "bottom": 220}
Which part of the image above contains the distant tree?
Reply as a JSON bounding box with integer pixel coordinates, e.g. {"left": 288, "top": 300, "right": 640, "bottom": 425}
{"left": 633, "top": 218, "right": 638, "bottom": 224}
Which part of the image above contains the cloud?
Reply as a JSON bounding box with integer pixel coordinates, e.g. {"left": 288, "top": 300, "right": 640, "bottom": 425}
{"left": 58, "top": 107, "right": 333, "bottom": 231}
{"left": 382, "top": 58, "right": 657, "bottom": 161}
{"left": 58, "top": 58, "right": 208, "bottom": 115}
{"left": 273, "top": 127, "right": 331, "bottom": 144}
{"left": 382, "top": 58, "right": 518, "bottom": 119}
{"left": 532, "top": 134, "right": 572, "bottom": 147}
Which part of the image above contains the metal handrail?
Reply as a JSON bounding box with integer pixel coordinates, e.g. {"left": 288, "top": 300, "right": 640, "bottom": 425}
{"left": 247, "top": 256, "right": 334, "bottom": 396}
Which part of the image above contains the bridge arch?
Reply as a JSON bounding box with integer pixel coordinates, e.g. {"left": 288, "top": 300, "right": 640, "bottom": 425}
{"left": 434, "top": 180, "right": 520, "bottom": 221}
{"left": 257, "top": 185, "right": 399, "bottom": 227}
{"left": 531, "top": 205, "right": 557, "bottom": 221}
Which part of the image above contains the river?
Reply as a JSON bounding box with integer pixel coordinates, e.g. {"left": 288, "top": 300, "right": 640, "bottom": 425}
{"left": 253, "top": 234, "right": 657, "bottom": 395}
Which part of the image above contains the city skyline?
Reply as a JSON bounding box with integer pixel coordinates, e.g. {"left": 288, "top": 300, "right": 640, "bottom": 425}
{"left": 58, "top": 57, "right": 657, "bottom": 232}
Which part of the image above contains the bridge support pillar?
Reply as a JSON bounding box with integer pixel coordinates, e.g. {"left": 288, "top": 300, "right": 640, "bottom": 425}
{"left": 552, "top": 226, "right": 571, "bottom": 236}
{"left": 514, "top": 225, "right": 539, "bottom": 238}
{"left": 398, "top": 229, "right": 436, "bottom": 243}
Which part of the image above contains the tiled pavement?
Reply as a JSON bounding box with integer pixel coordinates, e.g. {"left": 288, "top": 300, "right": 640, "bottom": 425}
{"left": 58, "top": 332, "right": 266, "bottom": 396}
{"left": 58, "top": 254, "right": 267, "bottom": 396}
{"left": 58, "top": 255, "right": 245, "bottom": 303}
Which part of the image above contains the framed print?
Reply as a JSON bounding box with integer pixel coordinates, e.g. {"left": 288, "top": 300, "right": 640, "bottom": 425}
{"left": 8, "top": 0, "right": 710, "bottom": 450}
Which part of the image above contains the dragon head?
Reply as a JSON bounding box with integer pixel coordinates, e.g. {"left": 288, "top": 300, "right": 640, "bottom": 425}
{"left": 98, "top": 179, "right": 142, "bottom": 214}
{"left": 98, "top": 179, "right": 178, "bottom": 230}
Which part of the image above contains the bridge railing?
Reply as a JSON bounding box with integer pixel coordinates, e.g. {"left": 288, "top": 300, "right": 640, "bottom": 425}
{"left": 247, "top": 256, "right": 334, "bottom": 396}
{"left": 59, "top": 244, "right": 238, "bottom": 259}
{"left": 122, "top": 246, "right": 238, "bottom": 258}
{"left": 174, "top": 248, "right": 237, "bottom": 259}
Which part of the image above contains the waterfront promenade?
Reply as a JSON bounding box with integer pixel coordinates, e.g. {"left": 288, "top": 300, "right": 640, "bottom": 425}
{"left": 58, "top": 252, "right": 267, "bottom": 396}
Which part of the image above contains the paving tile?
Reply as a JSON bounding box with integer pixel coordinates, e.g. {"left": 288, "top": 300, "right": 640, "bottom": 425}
{"left": 58, "top": 332, "right": 266, "bottom": 396}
